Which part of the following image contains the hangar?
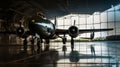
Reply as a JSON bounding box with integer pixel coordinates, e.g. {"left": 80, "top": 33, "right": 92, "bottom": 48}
{"left": 0, "top": 0, "right": 120, "bottom": 67}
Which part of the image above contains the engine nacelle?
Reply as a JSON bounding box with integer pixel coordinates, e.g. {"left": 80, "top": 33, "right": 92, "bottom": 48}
{"left": 68, "top": 26, "right": 79, "bottom": 38}
{"left": 16, "top": 27, "right": 25, "bottom": 37}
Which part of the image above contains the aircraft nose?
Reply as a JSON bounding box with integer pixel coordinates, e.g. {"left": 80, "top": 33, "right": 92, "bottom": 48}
{"left": 46, "top": 27, "right": 52, "bottom": 35}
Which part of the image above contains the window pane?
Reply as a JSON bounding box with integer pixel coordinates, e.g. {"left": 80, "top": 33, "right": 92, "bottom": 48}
{"left": 64, "top": 18, "right": 71, "bottom": 25}
{"left": 87, "top": 25, "right": 93, "bottom": 29}
{"left": 108, "top": 22, "right": 114, "bottom": 28}
{"left": 101, "top": 12, "right": 107, "bottom": 22}
{"left": 57, "top": 26, "right": 63, "bottom": 29}
{"left": 116, "top": 22, "right": 120, "bottom": 28}
{"left": 79, "top": 25, "right": 86, "bottom": 29}
{"left": 115, "top": 11, "right": 120, "bottom": 21}
{"left": 80, "top": 33, "right": 86, "bottom": 37}
{"left": 116, "top": 32, "right": 120, "bottom": 35}
{"left": 79, "top": 18, "right": 86, "bottom": 24}
{"left": 93, "top": 14, "right": 100, "bottom": 23}
{"left": 58, "top": 19, "right": 63, "bottom": 26}
{"left": 64, "top": 26, "right": 69, "bottom": 29}
{"left": 101, "top": 23, "right": 107, "bottom": 28}
{"left": 87, "top": 16, "right": 93, "bottom": 24}
{"left": 108, "top": 30, "right": 115, "bottom": 35}
{"left": 101, "top": 32, "right": 107, "bottom": 37}
{"left": 108, "top": 11, "right": 115, "bottom": 22}
{"left": 94, "top": 24, "right": 100, "bottom": 29}
{"left": 95, "top": 32, "right": 101, "bottom": 37}
{"left": 116, "top": 28, "right": 120, "bottom": 34}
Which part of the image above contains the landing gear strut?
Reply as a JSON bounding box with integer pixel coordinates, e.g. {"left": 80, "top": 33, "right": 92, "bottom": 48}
{"left": 31, "top": 37, "right": 35, "bottom": 54}
{"left": 62, "top": 45, "right": 67, "bottom": 56}
{"left": 62, "top": 35, "right": 67, "bottom": 44}
{"left": 45, "top": 39, "right": 50, "bottom": 51}
{"left": 37, "top": 38, "right": 42, "bottom": 53}
{"left": 23, "top": 37, "right": 27, "bottom": 52}
{"left": 71, "top": 37, "right": 74, "bottom": 51}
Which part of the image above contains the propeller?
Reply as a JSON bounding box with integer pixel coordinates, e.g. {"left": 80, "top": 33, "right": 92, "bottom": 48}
{"left": 54, "top": 17, "right": 57, "bottom": 28}
{"left": 16, "top": 19, "right": 25, "bottom": 37}
{"left": 73, "top": 20, "right": 76, "bottom": 26}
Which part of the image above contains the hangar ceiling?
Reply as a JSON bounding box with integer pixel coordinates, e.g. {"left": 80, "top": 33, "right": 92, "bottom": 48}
{"left": 0, "top": 0, "right": 119, "bottom": 20}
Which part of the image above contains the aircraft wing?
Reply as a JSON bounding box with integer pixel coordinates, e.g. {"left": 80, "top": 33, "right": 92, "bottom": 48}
{"left": 55, "top": 28, "right": 113, "bottom": 34}
{"left": 78, "top": 28, "right": 113, "bottom": 33}
{"left": 55, "top": 29, "right": 68, "bottom": 34}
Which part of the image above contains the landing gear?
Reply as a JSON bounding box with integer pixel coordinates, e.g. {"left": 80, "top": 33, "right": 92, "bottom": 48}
{"left": 23, "top": 37, "right": 27, "bottom": 52}
{"left": 30, "top": 37, "right": 35, "bottom": 54}
{"left": 62, "top": 35, "right": 67, "bottom": 44}
{"left": 37, "top": 38, "right": 42, "bottom": 53}
{"left": 61, "top": 35, "right": 67, "bottom": 56}
{"left": 62, "top": 45, "right": 67, "bottom": 56}
{"left": 71, "top": 37, "right": 74, "bottom": 51}
{"left": 45, "top": 39, "right": 50, "bottom": 51}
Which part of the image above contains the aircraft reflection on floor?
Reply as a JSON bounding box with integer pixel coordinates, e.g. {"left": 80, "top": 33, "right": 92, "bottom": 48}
{"left": 59, "top": 50, "right": 115, "bottom": 63}
{"left": 0, "top": 41, "right": 120, "bottom": 67}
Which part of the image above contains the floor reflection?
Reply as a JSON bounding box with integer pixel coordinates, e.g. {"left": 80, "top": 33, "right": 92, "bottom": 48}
{"left": 0, "top": 41, "right": 120, "bottom": 67}
{"left": 55, "top": 41, "right": 120, "bottom": 67}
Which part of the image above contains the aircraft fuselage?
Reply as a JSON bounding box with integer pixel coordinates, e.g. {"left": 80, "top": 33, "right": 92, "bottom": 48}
{"left": 29, "top": 16, "right": 56, "bottom": 39}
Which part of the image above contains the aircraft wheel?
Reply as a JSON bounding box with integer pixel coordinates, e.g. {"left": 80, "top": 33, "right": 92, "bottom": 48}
{"left": 62, "top": 37, "right": 67, "bottom": 44}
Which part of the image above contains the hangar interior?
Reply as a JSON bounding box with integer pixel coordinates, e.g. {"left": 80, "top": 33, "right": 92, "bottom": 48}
{"left": 0, "top": 0, "right": 120, "bottom": 67}
{"left": 50, "top": 4, "right": 120, "bottom": 38}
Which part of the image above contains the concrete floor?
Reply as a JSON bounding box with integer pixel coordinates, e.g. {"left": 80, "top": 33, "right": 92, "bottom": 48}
{"left": 55, "top": 41, "right": 120, "bottom": 67}
{"left": 0, "top": 41, "right": 120, "bottom": 67}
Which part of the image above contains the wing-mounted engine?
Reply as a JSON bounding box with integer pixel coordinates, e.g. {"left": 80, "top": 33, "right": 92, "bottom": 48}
{"left": 16, "top": 27, "right": 25, "bottom": 37}
{"left": 68, "top": 26, "right": 79, "bottom": 38}
{"left": 13, "top": 13, "right": 30, "bottom": 38}
{"left": 16, "top": 27, "right": 31, "bottom": 38}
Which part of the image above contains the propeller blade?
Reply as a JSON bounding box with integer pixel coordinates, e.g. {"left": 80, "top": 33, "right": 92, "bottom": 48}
{"left": 73, "top": 20, "right": 76, "bottom": 26}
{"left": 54, "top": 17, "right": 57, "bottom": 27}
